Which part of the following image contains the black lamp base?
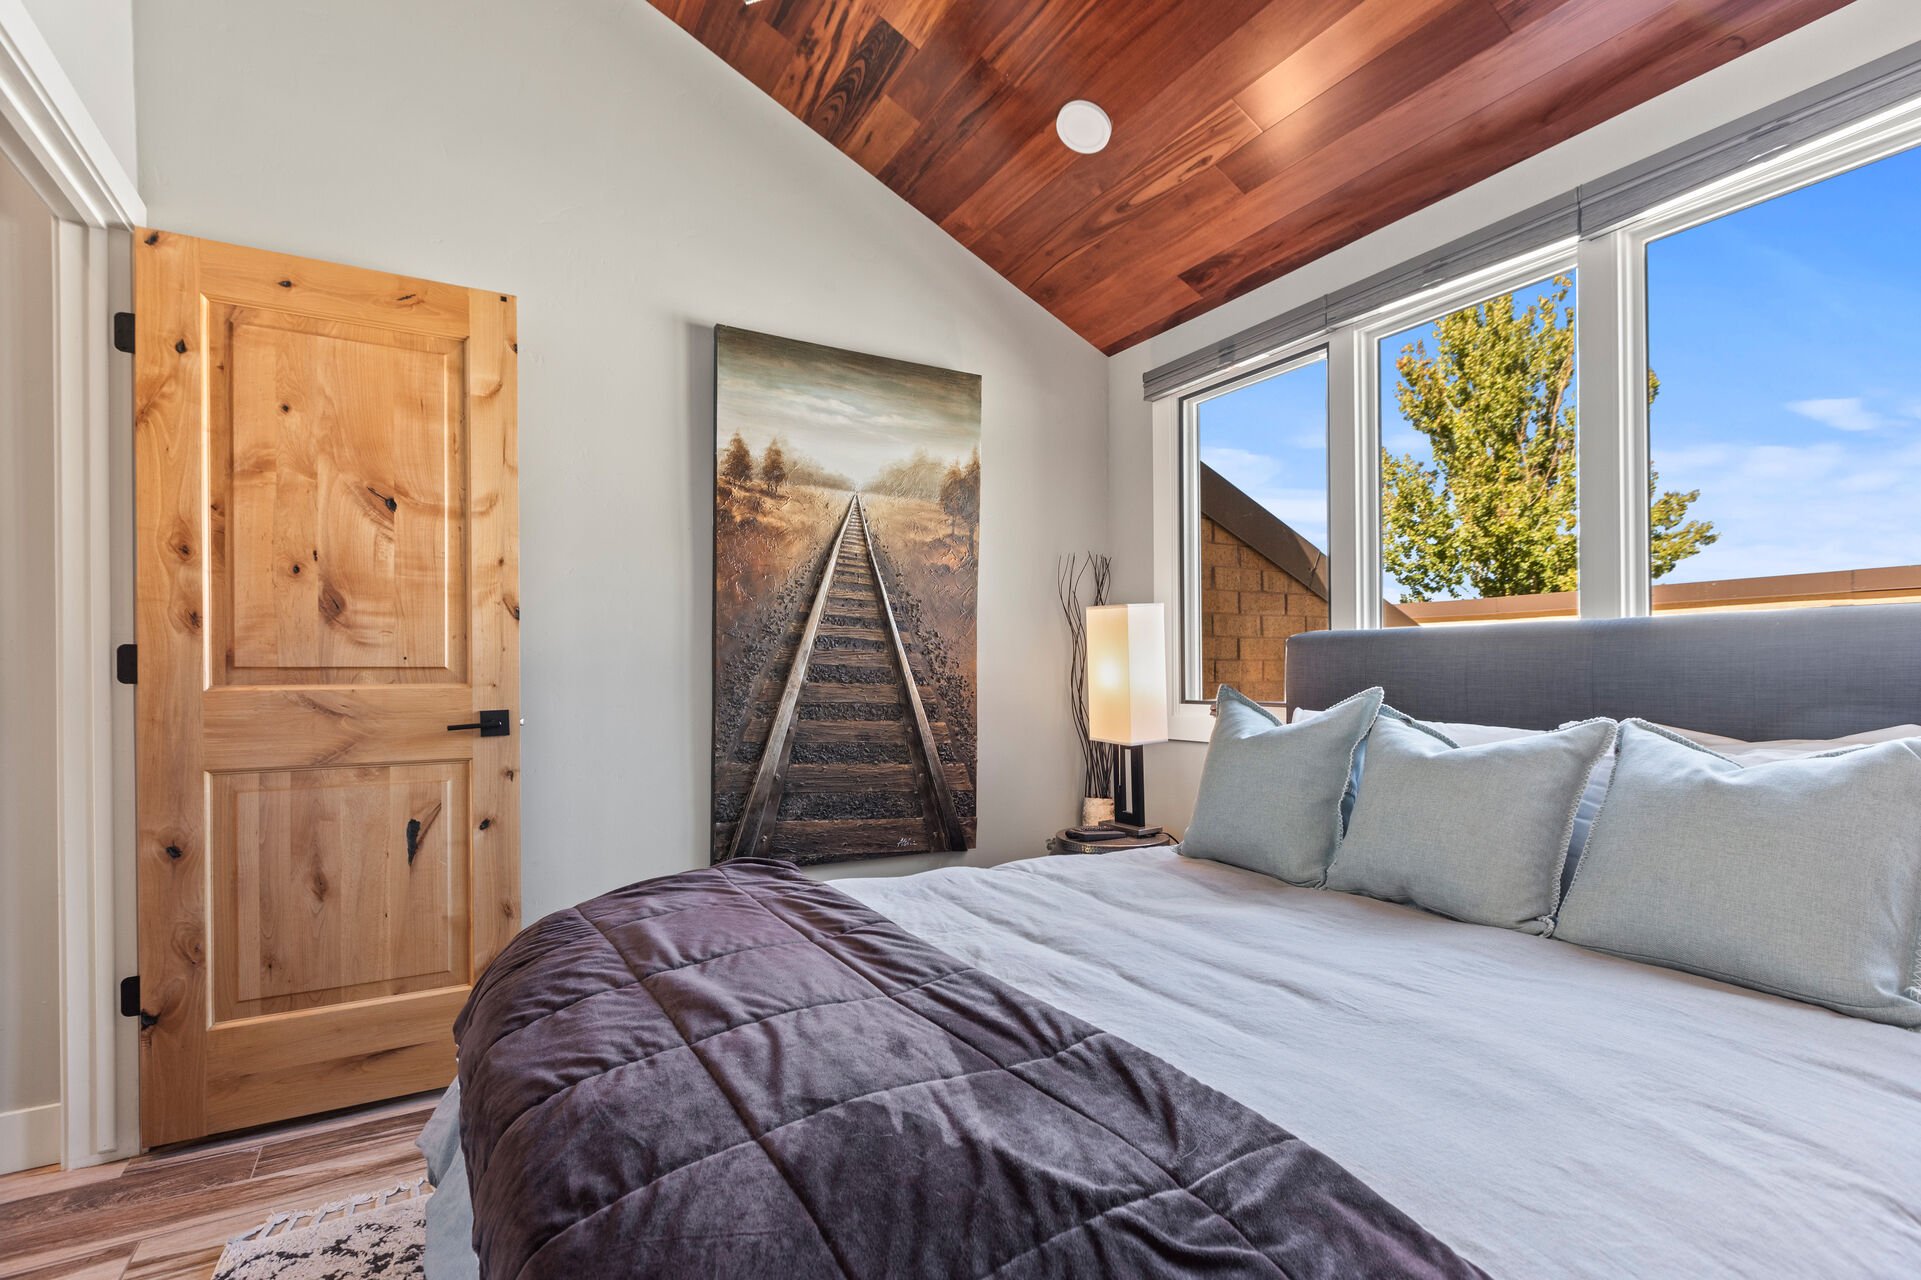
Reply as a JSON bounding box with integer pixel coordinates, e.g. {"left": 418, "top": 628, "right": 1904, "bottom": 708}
{"left": 1114, "top": 743, "right": 1147, "bottom": 828}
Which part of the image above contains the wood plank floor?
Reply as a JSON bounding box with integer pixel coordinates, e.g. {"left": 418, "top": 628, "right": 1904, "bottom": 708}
{"left": 0, "top": 1095, "right": 438, "bottom": 1280}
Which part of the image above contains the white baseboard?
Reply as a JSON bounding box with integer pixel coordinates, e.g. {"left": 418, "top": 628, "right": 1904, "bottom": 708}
{"left": 0, "top": 1101, "right": 61, "bottom": 1173}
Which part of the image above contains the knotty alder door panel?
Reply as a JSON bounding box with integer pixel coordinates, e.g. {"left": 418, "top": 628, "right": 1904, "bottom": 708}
{"left": 210, "top": 765, "right": 470, "bottom": 1019}
{"left": 215, "top": 309, "right": 467, "bottom": 684}
{"left": 134, "top": 231, "right": 519, "bottom": 1147}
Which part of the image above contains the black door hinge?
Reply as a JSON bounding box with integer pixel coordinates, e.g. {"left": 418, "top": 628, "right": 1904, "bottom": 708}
{"left": 113, "top": 312, "right": 135, "bottom": 354}
{"left": 119, "top": 975, "right": 157, "bottom": 1028}
{"left": 116, "top": 643, "right": 137, "bottom": 685}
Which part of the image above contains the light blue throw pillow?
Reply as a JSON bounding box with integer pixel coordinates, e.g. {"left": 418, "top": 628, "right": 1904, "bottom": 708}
{"left": 1562, "top": 730, "right": 1617, "bottom": 899}
{"left": 1178, "top": 686, "right": 1383, "bottom": 886}
{"left": 1324, "top": 712, "right": 1617, "bottom": 933}
{"left": 1554, "top": 720, "right": 1921, "bottom": 1027}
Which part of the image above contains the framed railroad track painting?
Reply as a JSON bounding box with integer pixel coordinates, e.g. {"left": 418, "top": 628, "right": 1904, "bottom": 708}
{"left": 711, "top": 326, "right": 980, "bottom": 864}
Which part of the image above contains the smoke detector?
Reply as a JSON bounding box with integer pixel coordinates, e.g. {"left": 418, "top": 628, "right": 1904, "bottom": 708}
{"left": 1055, "top": 100, "right": 1112, "bottom": 155}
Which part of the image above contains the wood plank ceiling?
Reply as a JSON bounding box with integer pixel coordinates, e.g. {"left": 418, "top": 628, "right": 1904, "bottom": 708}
{"left": 651, "top": 0, "right": 1852, "bottom": 354}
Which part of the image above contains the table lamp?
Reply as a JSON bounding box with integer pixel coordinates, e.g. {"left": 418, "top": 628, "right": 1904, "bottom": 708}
{"left": 1086, "top": 603, "right": 1170, "bottom": 827}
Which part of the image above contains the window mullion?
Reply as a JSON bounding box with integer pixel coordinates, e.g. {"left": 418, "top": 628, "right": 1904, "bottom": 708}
{"left": 1574, "top": 230, "right": 1648, "bottom": 618}
{"left": 1618, "top": 229, "right": 1652, "bottom": 616}
{"left": 1327, "top": 325, "right": 1375, "bottom": 630}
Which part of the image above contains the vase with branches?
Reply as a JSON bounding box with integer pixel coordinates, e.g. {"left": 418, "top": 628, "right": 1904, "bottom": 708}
{"left": 1058, "top": 553, "right": 1121, "bottom": 823}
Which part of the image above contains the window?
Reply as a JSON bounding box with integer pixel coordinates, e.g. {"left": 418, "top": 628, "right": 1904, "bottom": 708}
{"left": 1378, "top": 274, "right": 1579, "bottom": 625}
{"left": 1645, "top": 144, "right": 1921, "bottom": 614}
{"left": 1154, "top": 91, "right": 1921, "bottom": 738}
{"left": 1182, "top": 353, "right": 1329, "bottom": 704}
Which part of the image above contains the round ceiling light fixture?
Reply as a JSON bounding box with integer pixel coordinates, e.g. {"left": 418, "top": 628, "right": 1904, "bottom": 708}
{"left": 1055, "top": 100, "right": 1112, "bottom": 154}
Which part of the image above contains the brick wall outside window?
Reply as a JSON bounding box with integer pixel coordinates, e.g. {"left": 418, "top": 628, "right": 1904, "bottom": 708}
{"left": 1199, "top": 516, "right": 1328, "bottom": 704}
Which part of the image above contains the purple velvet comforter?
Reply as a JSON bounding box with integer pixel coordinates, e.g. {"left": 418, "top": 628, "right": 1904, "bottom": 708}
{"left": 453, "top": 859, "right": 1484, "bottom": 1279}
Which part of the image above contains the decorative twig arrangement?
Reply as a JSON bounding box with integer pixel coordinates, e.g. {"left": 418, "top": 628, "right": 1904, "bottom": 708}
{"left": 1058, "top": 553, "right": 1120, "bottom": 800}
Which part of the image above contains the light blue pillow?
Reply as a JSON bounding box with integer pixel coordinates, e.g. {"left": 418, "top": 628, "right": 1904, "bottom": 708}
{"left": 1324, "top": 713, "right": 1617, "bottom": 933}
{"left": 1554, "top": 720, "right": 1921, "bottom": 1026}
{"left": 1564, "top": 744, "right": 1616, "bottom": 898}
{"left": 1179, "top": 686, "right": 1383, "bottom": 886}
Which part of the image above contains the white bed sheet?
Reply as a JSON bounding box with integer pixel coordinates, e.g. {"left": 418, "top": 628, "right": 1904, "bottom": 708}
{"left": 838, "top": 849, "right": 1921, "bottom": 1278}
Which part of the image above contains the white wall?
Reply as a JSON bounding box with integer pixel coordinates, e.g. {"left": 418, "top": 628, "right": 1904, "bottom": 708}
{"left": 20, "top": 0, "right": 136, "bottom": 182}
{"left": 126, "top": 0, "right": 1921, "bottom": 932}
{"left": 1106, "top": 0, "right": 1921, "bottom": 837}
{"left": 132, "top": 0, "right": 1110, "bottom": 918}
{"left": 0, "top": 147, "right": 60, "bottom": 1173}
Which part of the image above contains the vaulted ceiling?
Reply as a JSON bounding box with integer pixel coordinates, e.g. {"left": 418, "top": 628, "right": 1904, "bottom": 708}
{"left": 650, "top": 0, "right": 1850, "bottom": 354}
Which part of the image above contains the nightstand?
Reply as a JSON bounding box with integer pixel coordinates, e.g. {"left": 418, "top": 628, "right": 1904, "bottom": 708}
{"left": 1047, "top": 828, "right": 1179, "bottom": 856}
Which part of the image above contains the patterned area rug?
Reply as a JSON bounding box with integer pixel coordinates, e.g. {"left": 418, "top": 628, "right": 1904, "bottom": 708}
{"left": 214, "top": 1181, "right": 429, "bottom": 1280}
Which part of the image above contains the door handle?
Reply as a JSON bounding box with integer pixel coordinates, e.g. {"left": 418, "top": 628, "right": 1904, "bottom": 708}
{"left": 447, "top": 709, "right": 511, "bottom": 737}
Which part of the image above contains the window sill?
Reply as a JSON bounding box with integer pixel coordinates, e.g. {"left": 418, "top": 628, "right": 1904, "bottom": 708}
{"left": 1167, "top": 702, "right": 1211, "bottom": 743}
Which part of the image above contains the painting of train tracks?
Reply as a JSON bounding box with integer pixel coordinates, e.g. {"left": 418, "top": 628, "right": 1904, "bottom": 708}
{"left": 712, "top": 326, "right": 980, "bottom": 865}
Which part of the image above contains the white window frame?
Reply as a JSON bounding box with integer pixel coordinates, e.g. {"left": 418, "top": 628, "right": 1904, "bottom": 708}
{"left": 1174, "top": 347, "right": 1329, "bottom": 709}
{"left": 1597, "top": 89, "right": 1921, "bottom": 614}
{"left": 1348, "top": 241, "right": 1579, "bottom": 626}
{"left": 1155, "top": 88, "right": 1921, "bottom": 741}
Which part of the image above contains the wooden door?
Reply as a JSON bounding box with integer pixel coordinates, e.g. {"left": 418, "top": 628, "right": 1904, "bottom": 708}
{"left": 133, "top": 231, "right": 519, "bottom": 1147}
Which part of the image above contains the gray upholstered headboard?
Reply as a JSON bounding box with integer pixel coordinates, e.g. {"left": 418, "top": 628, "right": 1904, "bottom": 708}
{"left": 1285, "top": 605, "right": 1921, "bottom": 741}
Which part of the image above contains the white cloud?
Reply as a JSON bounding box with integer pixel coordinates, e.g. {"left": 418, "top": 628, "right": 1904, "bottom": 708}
{"left": 1198, "top": 446, "right": 1279, "bottom": 490}
{"left": 1651, "top": 442, "right": 1737, "bottom": 471}
{"left": 1654, "top": 434, "right": 1921, "bottom": 582}
{"left": 1835, "top": 470, "right": 1902, "bottom": 495}
{"left": 1786, "top": 397, "right": 1889, "bottom": 432}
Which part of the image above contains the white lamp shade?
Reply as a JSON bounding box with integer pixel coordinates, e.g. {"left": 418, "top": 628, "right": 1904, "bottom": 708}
{"left": 1086, "top": 603, "right": 1169, "bottom": 746}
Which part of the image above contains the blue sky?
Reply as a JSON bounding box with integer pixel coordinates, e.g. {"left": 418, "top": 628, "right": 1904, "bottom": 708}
{"left": 1200, "top": 141, "right": 1921, "bottom": 600}
{"left": 1196, "top": 357, "right": 1330, "bottom": 552}
{"left": 1647, "top": 143, "right": 1921, "bottom": 583}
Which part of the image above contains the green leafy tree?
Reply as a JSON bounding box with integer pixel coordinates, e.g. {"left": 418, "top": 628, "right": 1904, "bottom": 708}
{"left": 1644, "top": 371, "right": 1717, "bottom": 581}
{"left": 720, "top": 431, "right": 754, "bottom": 486}
{"left": 1381, "top": 277, "right": 1715, "bottom": 600}
{"left": 760, "top": 438, "right": 788, "bottom": 495}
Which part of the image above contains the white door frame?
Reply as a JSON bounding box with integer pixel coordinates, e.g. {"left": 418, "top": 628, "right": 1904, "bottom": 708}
{"left": 0, "top": 0, "right": 144, "bottom": 1166}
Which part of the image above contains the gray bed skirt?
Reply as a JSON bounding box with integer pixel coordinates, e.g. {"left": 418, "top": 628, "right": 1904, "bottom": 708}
{"left": 420, "top": 1082, "right": 478, "bottom": 1280}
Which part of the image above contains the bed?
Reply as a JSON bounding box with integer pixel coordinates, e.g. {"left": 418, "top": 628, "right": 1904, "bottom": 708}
{"left": 425, "top": 607, "right": 1921, "bottom": 1278}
